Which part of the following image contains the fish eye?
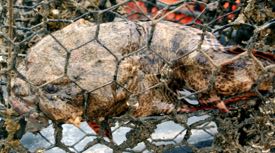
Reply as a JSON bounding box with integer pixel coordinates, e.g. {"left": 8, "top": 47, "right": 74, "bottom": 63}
{"left": 43, "top": 84, "right": 59, "bottom": 94}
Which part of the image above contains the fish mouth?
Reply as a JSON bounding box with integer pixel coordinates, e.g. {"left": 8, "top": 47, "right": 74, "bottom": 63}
{"left": 10, "top": 81, "right": 84, "bottom": 129}
{"left": 9, "top": 95, "right": 49, "bottom": 132}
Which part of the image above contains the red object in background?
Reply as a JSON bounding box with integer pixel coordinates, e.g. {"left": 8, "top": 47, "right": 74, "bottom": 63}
{"left": 124, "top": 0, "right": 240, "bottom": 24}
{"left": 222, "top": 0, "right": 241, "bottom": 21}
{"left": 124, "top": 0, "right": 204, "bottom": 24}
{"left": 124, "top": 1, "right": 148, "bottom": 20}
{"left": 159, "top": 0, "right": 178, "bottom": 5}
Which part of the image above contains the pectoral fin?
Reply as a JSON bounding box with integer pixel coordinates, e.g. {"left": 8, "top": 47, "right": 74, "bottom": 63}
{"left": 87, "top": 120, "right": 112, "bottom": 139}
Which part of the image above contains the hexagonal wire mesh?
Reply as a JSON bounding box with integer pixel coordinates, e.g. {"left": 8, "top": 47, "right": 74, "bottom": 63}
{"left": 0, "top": 0, "right": 274, "bottom": 153}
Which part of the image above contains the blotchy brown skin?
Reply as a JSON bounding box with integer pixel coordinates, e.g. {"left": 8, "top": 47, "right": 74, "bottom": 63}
{"left": 11, "top": 19, "right": 274, "bottom": 131}
{"left": 173, "top": 50, "right": 272, "bottom": 95}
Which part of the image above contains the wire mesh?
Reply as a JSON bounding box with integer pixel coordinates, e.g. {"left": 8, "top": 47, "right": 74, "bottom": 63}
{"left": 0, "top": 0, "right": 274, "bottom": 153}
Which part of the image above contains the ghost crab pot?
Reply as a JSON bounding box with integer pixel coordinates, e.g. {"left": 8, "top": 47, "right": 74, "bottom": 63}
{"left": 10, "top": 19, "right": 274, "bottom": 138}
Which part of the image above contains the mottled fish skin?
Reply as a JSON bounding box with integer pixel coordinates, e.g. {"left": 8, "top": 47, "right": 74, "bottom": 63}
{"left": 10, "top": 19, "right": 274, "bottom": 137}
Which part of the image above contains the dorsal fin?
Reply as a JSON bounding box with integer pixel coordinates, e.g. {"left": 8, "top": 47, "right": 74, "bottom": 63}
{"left": 225, "top": 46, "right": 275, "bottom": 63}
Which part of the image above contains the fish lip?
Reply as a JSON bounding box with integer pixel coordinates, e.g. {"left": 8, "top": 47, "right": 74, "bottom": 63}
{"left": 9, "top": 96, "right": 35, "bottom": 115}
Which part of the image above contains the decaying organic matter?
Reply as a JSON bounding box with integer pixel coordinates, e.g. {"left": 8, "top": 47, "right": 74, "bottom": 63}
{"left": 10, "top": 19, "right": 274, "bottom": 134}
